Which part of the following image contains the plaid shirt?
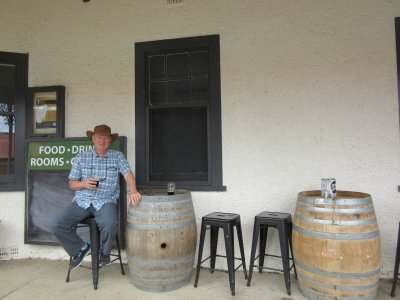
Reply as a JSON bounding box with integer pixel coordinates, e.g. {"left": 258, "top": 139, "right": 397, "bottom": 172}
{"left": 68, "top": 149, "right": 131, "bottom": 210}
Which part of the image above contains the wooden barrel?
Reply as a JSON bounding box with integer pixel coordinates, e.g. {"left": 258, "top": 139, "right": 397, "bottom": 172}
{"left": 126, "top": 189, "right": 197, "bottom": 292}
{"left": 292, "top": 190, "right": 381, "bottom": 300}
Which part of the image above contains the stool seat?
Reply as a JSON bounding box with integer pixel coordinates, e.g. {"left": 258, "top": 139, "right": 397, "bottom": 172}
{"left": 256, "top": 211, "right": 291, "bottom": 220}
{"left": 247, "top": 211, "right": 296, "bottom": 295}
{"left": 391, "top": 222, "right": 400, "bottom": 297}
{"left": 194, "top": 212, "right": 247, "bottom": 296}
{"left": 65, "top": 216, "right": 125, "bottom": 290}
{"left": 204, "top": 212, "right": 241, "bottom": 221}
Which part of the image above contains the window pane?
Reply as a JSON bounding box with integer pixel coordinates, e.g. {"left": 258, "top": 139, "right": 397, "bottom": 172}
{"left": 150, "top": 108, "right": 208, "bottom": 181}
{"left": 149, "top": 55, "right": 165, "bottom": 81}
{"left": 191, "top": 51, "right": 208, "bottom": 77}
{"left": 192, "top": 78, "right": 208, "bottom": 101}
{"left": 166, "top": 52, "right": 190, "bottom": 79}
{"left": 149, "top": 82, "right": 166, "bottom": 104}
{"left": 0, "top": 118, "right": 15, "bottom": 175}
{"left": 0, "top": 64, "right": 16, "bottom": 176}
{"left": 33, "top": 91, "right": 57, "bottom": 134}
{"left": 167, "top": 79, "right": 190, "bottom": 103}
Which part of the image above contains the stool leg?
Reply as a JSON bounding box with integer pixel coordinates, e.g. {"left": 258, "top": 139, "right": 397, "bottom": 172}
{"left": 288, "top": 222, "right": 297, "bottom": 279}
{"left": 66, "top": 257, "right": 72, "bottom": 282}
{"left": 278, "top": 222, "right": 291, "bottom": 295}
{"left": 258, "top": 225, "right": 268, "bottom": 273}
{"left": 210, "top": 226, "right": 219, "bottom": 273}
{"left": 89, "top": 220, "right": 100, "bottom": 290}
{"left": 235, "top": 220, "right": 247, "bottom": 279}
{"left": 247, "top": 219, "right": 259, "bottom": 287}
{"left": 223, "top": 223, "right": 236, "bottom": 296}
{"left": 194, "top": 221, "right": 207, "bottom": 288}
{"left": 391, "top": 223, "right": 400, "bottom": 297}
{"left": 115, "top": 235, "right": 125, "bottom": 275}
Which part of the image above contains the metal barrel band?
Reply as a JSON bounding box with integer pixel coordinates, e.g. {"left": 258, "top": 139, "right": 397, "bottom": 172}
{"left": 293, "top": 223, "right": 380, "bottom": 240}
{"left": 293, "top": 258, "right": 381, "bottom": 279}
{"left": 294, "top": 212, "right": 378, "bottom": 226}
{"left": 296, "top": 203, "right": 375, "bottom": 214}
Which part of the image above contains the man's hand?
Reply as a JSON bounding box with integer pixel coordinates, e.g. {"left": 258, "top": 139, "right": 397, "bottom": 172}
{"left": 85, "top": 178, "right": 99, "bottom": 190}
{"left": 127, "top": 191, "right": 141, "bottom": 206}
{"left": 70, "top": 178, "right": 98, "bottom": 191}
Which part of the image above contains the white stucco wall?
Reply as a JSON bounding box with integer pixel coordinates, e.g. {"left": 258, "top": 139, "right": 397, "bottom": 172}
{"left": 0, "top": 0, "right": 399, "bottom": 277}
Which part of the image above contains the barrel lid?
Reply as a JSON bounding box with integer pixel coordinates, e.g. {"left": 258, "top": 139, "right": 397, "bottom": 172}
{"left": 138, "top": 189, "right": 191, "bottom": 201}
{"left": 139, "top": 189, "right": 190, "bottom": 195}
{"left": 298, "top": 190, "right": 372, "bottom": 203}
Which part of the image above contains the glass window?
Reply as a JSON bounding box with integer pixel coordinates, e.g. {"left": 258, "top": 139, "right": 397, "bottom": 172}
{"left": 32, "top": 91, "right": 57, "bottom": 135}
{"left": 135, "top": 35, "right": 225, "bottom": 191}
{"left": 0, "top": 64, "right": 16, "bottom": 176}
{"left": 0, "top": 52, "right": 28, "bottom": 190}
{"left": 27, "top": 86, "right": 65, "bottom": 138}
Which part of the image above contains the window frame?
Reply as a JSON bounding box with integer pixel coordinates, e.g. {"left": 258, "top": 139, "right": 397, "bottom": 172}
{"left": 0, "top": 51, "right": 28, "bottom": 191}
{"left": 26, "top": 85, "right": 65, "bottom": 139}
{"left": 396, "top": 17, "right": 400, "bottom": 128}
{"left": 396, "top": 17, "right": 400, "bottom": 193}
{"left": 135, "top": 35, "right": 225, "bottom": 191}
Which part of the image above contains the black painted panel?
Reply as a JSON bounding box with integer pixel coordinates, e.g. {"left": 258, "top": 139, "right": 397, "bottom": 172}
{"left": 150, "top": 108, "right": 208, "bottom": 181}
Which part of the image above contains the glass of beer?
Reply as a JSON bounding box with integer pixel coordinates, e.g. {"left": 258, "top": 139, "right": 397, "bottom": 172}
{"left": 167, "top": 182, "right": 175, "bottom": 195}
{"left": 92, "top": 168, "right": 101, "bottom": 187}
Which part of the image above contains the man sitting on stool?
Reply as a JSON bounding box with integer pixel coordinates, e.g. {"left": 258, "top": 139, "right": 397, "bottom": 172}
{"left": 52, "top": 124, "right": 141, "bottom": 268}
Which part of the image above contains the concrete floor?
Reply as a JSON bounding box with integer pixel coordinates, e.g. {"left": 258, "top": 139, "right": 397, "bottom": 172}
{"left": 0, "top": 259, "right": 397, "bottom": 300}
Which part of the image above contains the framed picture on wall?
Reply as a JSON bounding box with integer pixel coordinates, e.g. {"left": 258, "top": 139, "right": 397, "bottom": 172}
{"left": 27, "top": 86, "right": 65, "bottom": 138}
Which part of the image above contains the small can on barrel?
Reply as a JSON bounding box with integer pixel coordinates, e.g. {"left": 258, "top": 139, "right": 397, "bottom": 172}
{"left": 321, "top": 178, "right": 336, "bottom": 198}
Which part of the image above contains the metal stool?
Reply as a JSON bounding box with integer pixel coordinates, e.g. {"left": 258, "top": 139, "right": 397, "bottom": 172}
{"left": 194, "top": 212, "right": 247, "bottom": 296}
{"left": 65, "top": 216, "right": 125, "bottom": 290}
{"left": 391, "top": 222, "right": 400, "bottom": 297}
{"left": 247, "top": 211, "right": 296, "bottom": 295}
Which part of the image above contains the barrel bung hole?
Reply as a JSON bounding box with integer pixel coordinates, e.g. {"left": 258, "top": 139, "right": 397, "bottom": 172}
{"left": 161, "top": 243, "right": 167, "bottom": 249}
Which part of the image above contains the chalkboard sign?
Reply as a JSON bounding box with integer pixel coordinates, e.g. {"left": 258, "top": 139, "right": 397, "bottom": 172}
{"left": 25, "top": 137, "right": 127, "bottom": 247}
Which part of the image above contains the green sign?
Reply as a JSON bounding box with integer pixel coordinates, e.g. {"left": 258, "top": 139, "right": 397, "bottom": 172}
{"left": 27, "top": 138, "right": 120, "bottom": 171}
